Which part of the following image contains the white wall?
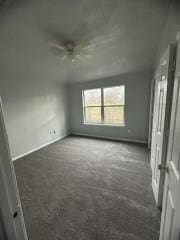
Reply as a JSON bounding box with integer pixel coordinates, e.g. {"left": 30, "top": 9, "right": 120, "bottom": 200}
{"left": 156, "top": 0, "right": 180, "bottom": 65}
{"left": 0, "top": 73, "right": 69, "bottom": 159}
{"left": 69, "top": 71, "right": 152, "bottom": 143}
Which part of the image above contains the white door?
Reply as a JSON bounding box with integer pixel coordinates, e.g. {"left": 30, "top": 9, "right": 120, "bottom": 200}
{"left": 159, "top": 38, "right": 180, "bottom": 240}
{"left": 148, "top": 77, "right": 155, "bottom": 149}
{"left": 0, "top": 99, "right": 28, "bottom": 240}
{"left": 151, "top": 44, "right": 175, "bottom": 207}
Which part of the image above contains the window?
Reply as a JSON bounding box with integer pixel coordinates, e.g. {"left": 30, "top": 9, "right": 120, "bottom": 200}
{"left": 82, "top": 86, "right": 125, "bottom": 125}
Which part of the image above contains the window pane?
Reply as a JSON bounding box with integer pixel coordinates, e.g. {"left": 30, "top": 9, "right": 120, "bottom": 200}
{"left": 104, "top": 86, "right": 125, "bottom": 106}
{"left": 83, "top": 89, "right": 101, "bottom": 106}
{"left": 85, "top": 107, "right": 101, "bottom": 123}
{"left": 104, "top": 106, "right": 124, "bottom": 125}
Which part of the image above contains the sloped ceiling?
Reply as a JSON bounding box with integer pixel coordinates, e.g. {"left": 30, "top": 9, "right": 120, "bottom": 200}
{"left": 0, "top": 0, "right": 170, "bottom": 83}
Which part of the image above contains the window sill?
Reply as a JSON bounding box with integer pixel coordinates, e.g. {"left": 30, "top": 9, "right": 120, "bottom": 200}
{"left": 83, "top": 122, "right": 126, "bottom": 127}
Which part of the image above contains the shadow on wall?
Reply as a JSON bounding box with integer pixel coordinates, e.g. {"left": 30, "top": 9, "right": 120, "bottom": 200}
{"left": 0, "top": 72, "right": 69, "bottom": 159}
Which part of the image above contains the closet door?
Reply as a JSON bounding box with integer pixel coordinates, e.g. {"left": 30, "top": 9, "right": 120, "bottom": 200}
{"left": 0, "top": 99, "right": 28, "bottom": 240}
{"left": 159, "top": 38, "right": 180, "bottom": 240}
{"left": 150, "top": 44, "right": 175, "bottom": 207}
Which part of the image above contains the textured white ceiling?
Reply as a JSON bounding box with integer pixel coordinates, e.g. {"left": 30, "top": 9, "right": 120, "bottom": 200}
{"left": 0, "top": 0, "right": 170, "bottom": 83}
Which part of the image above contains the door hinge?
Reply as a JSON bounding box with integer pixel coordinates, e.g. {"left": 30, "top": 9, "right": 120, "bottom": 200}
{"left": 166, "top": 129, "right": 169, "bottom": 137}
{"left": 172, "top": 60, "right": 176, "bottom": 72}
{"left": 158, "top": 164, "right": 169, "bottom": 173}
{"left": 13, "top": 204, "right": 21, "bottom": 219}
{"left": 13, "top": 211, "right": 18, "bottom": 218}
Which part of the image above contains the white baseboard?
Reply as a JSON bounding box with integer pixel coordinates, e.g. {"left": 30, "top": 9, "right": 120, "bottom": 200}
{"left": 71, "top": 132, "right": 147, "bottom": 144}
{"left": 12, "top": 132, "right": 147, "bottom": 161}
{"left": 12, "top": 134, "right": 69, "bottom": 161}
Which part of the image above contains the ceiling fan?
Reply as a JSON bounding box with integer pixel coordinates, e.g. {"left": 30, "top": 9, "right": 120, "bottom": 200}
{"left": 48, "top": 39, "right": 92, "bottom": 64}
{"left": 47, "top": 27, "right": 119, "bottom": 64}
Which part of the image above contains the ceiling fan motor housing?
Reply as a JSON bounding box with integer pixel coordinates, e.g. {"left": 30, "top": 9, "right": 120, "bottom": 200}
{"left": 65, "top": 41, "right": 74, "bottom": 55}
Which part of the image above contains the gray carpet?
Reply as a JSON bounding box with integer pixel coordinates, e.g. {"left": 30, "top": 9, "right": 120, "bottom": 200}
{"left": 14, "top": 135, "right": 160, "bottom": 240}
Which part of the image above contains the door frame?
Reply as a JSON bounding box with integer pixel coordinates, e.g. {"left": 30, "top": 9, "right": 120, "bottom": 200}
{"left": 0, "top": 98, "right": 28, "bottom": 240}
{"left": 151, "top": 43, "right": 176, "bottom": 207}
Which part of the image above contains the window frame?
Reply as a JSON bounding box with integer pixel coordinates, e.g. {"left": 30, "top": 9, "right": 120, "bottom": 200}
{"left": 82, "top": 85, "right": 125, "bottom": 126}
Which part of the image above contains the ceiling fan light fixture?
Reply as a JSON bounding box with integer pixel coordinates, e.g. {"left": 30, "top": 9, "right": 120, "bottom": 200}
{"left": 65, "top": 41, "right": 74, "bottom": 52}
{"left": 48, "top": 37, "right": 91, "bottom": 64}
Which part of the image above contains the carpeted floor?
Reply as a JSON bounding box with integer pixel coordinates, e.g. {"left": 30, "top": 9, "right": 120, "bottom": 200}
{"left": 14, "top": 135, "right": 160, "bottom": 240}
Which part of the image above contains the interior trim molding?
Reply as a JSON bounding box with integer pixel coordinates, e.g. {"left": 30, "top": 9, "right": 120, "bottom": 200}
{"left": 71, "top": 132, "right": 148, "bottom": 144}
{"left": 12, "top": 134, "right": 70, "bottom": 161}
{"left": 12, "top": 132, "right": 147, "bottom": 161}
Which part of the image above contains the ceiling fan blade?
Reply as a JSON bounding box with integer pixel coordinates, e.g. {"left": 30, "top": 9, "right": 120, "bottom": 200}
{"left": 84, "top": 54, "right": 92, "bottom": 59}
{"left": 48, "top": 42, "right": 66, "bottom": 51}
{"left": 75, "top": 38, "right": 90, "bottom": 51}
{"left": 80, "top": 39, "right": 90, "bottom": 48}
{"left": 75, "top": 54, "right": 86, "bottom": 63}
{"left": 60, "top": 55, "right": 68, "bottom": 61}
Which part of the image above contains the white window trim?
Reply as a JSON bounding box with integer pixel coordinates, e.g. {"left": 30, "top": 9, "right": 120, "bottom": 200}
{"left": 82, "top": 86, "right": 125, "bottom": 126}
